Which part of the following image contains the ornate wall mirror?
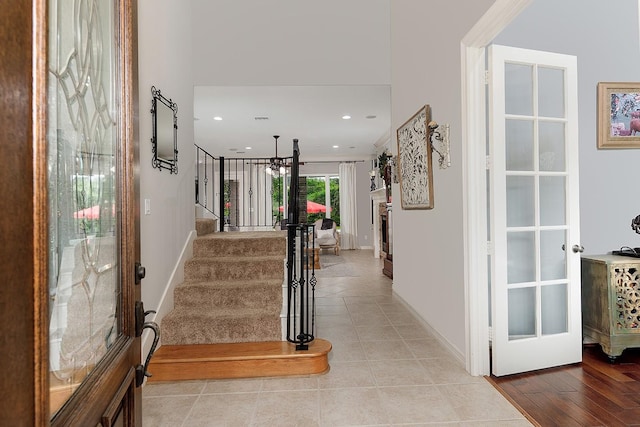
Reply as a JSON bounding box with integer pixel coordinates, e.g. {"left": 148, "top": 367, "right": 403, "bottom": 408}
{"left": 151, "top": 86, "right": 178, "bottom": 173}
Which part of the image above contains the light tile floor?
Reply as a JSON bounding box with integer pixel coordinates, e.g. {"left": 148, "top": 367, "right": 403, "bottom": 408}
{"left": 143, "top": 249, "right": 532, "bottom": 426}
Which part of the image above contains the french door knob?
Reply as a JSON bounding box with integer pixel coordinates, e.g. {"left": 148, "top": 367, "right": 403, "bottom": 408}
{"left": 561, "top": 244, "right": 584, "bottom": 253}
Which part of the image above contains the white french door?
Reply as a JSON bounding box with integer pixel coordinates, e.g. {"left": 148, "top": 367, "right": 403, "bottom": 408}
{"left": 489, "top": 45, "right": 582, "bottom": 376}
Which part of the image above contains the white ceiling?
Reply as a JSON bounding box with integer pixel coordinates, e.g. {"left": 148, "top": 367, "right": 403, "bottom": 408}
{"left": 193, "top": 85, "right": 391, "bottom": 162}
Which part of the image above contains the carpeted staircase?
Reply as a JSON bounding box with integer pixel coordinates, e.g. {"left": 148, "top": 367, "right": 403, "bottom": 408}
{"left": 161, "top": 220, "right": 287, "bottom": 345}
{"left": 148, "top": 218, "right": 331, "bottom": 382}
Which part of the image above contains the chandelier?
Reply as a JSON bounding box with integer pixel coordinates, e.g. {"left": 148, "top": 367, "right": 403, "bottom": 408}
{"left": 266, "top": 135, "right": 286, "bottom": 175}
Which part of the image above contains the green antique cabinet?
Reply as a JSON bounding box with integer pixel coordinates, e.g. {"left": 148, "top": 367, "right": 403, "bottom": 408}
{"left": 581, "top": 255, "right": 640, "bottom": 361}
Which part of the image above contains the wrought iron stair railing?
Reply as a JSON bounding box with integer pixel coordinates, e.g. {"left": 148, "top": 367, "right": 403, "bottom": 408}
{"left": 195, "top": 145, "right": 292, "bottom": 232}
{"left": 285, "top": 139, "right": 316, "bottom": 350}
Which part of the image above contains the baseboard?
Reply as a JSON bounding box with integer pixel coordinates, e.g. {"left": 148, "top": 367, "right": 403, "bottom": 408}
{"left": 142, "top": 230, "right": 197, "bottom": 359}
{"left": 393, "top": 291, "right": 465, "bottom": 366}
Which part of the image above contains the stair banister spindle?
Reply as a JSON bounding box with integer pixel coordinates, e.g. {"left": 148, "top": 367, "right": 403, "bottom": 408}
{"left": 297, "top": 226, "right": 308, "bottom": 350}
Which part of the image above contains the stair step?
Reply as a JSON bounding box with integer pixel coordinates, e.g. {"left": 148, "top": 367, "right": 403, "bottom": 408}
{"left": 193, "top": 231, "right": 286, "bottom": 257}
{"left": 195, "top": 218, "right": 217, "bottom": 236}
{"left": 161, "top": 309, "right": 281, "bottom": 345}
{"left": 147, "top": 339, "right": 332, "bottom": 382}
{"left": 174, "top": 279, "right": 282, "bottom": 311}
{"left": 184, "top": 255, "right": 284, "bottom": 281}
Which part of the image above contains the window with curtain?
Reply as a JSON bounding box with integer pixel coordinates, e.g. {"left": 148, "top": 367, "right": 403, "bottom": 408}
{"left": 305, "top": 175, "right": 340, "bottom": 225}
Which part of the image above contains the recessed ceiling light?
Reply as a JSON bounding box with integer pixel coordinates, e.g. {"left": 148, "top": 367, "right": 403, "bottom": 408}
{"left": 213, "top": 116, "right": 223, "bottom": 121}
{"left": 342, "top": 115, "right": 351, "bottom": 120}
{"left": 366, "top": 115, "right": 377, "bottom": 119}
{"left": 333, "top": 145, "right": 339, "bottom": 149}
{"left": 245, "top": 147, "right": 252, "bottom": 150}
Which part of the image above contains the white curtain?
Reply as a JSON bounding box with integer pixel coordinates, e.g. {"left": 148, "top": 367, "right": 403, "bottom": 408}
{"left": 339, "top": 162, "right": 357, "bottom": 250}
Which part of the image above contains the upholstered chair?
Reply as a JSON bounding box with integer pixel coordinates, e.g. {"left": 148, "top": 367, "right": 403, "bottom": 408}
{"left": 313, "top": 218, "right": 340, "bottom": 255}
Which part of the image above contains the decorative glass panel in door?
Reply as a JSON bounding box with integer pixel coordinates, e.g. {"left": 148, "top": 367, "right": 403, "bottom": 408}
{"left": 47, "top": 1, "right": 140, "bottom": 421}
{"left": 489, "top": 45, "right": 582, "bottom": 376}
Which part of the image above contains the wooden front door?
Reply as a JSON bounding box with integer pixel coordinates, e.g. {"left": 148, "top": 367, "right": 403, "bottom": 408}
{"left": 0, "top": 1, "right": 143, "bottom": 425}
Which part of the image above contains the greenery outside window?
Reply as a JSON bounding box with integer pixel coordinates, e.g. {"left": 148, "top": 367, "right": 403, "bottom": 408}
{"left": 306, "top": 175, "right": 340, "bottom": 225}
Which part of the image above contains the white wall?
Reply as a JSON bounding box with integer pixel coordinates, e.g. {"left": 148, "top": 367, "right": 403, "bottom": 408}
{"left": 138, "top": 1, "right": 195, "bottom": 332}
{"left": 493, "top": 0, "right": 640, "bottom": 255}
{"left": 191, "top": 0, "right": 390, "bottom": 86}
{"left": 390, "top": 0, "right": 496, "bottom": 356}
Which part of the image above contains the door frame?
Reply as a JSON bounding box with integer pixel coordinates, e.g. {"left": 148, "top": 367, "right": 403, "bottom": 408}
{"left": 461, "top": 0, "right": 533, "bottom": 376}
{"left": 0, "top": 0, "right": 49, "bottom": 424}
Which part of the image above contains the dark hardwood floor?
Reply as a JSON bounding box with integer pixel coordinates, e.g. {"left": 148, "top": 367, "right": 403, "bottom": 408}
{"left": 488, "top": 345, "right": 640, "bottom": 427}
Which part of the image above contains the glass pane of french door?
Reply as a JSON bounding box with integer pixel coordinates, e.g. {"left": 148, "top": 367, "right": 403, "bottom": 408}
{"left": 47, "top": 0, "right": 120, "bottom": 415}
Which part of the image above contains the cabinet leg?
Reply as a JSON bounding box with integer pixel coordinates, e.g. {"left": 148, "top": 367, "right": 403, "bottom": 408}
{"left": 600, "top": 343, "right": 624, "bottom": 363}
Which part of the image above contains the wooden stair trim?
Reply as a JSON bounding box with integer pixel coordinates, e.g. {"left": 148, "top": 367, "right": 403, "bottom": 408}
{"left": 151, "top": 339, "right": 330, "bottom": 362}
{"left": 147, "top": 339, "right": 331, "bottom": 382}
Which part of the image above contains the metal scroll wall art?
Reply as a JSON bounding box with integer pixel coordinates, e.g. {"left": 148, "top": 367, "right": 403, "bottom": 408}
{"left": 428, "top": 121, "right": 451, "bottom": 170}
{"left": 151, "top": 86, "right": 179, "bottom": 174}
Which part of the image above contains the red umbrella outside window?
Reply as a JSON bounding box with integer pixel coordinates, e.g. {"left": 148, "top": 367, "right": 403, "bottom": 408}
{"left": 73, "top": 205, "right": 115, "bottom": 219}
{"left": 279, "top": 200, "right": 331, "bottom": 214}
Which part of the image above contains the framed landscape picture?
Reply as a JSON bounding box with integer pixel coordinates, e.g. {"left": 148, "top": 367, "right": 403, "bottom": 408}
{"left": 396, "top": 104, "right": 434, "bottom": 209}
{"left": 598, "top": 82, "right": 640, "bottom": 149}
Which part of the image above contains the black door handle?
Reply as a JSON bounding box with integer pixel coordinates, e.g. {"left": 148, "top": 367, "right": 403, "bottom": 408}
{"left": 135, "top": 262, "right": 146, "bottom": 284}
{"left": 136, "top": 320, "right": 160, "bottom": 387}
